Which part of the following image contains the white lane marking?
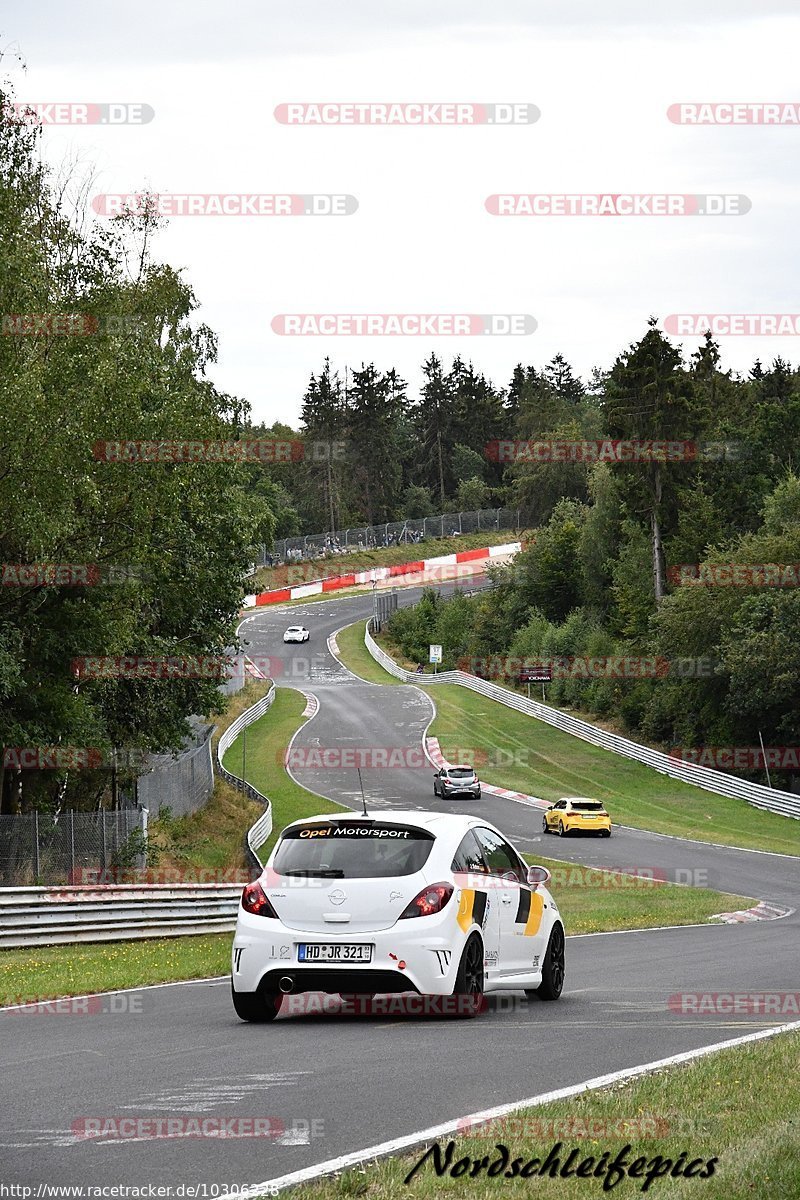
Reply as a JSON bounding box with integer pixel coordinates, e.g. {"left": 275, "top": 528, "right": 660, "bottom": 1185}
{"left": 0, "top": 976, "right": 228, "bottom": 1015}
{"left": 282, "top": 692, "right": 351, "bottom": 811}
{"left": 216, "top": 1019, "right": 800, "bottom": 1198}
{"left": 326, "top": 621, "right": 374, "bottom": 683}
{"left": 568, "top": 922, "right": 731, "bottom": 938}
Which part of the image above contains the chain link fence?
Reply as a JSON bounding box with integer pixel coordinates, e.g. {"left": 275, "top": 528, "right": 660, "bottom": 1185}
{"left": 136, "top": 723, "right": 214, "bottom": 819}
{"left": 258, "top": 507, "right": 523, "bottom": 566}
{"left": 0, "top": 809, "right": 145, "bottom": 886}
{"left": 0, "top": 724, "right": 216, "bottom": 885}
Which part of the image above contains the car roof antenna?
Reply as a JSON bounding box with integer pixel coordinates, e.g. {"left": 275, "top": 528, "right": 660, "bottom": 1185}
{"left": 357, "top": 766, "right": 369, "bottom": 817}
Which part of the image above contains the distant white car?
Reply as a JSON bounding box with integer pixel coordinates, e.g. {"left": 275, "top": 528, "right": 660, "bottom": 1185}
{"left": 231, "top": 810, "right": 565, "bottom": 1022}
{"left": 283, "top": 625, "right": 309, "bottom": 643}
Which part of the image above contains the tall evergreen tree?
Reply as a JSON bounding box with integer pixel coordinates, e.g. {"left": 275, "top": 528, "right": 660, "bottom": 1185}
{"left": 300, "top": 358, "right": 345, "bottom": 532}
{"left": 413, "top": 354, "right": 452, "bottom": 507}
{"left": 603, "top": 320, "right": 695, "bottom": 602}
{"left": 347, "top": 364, "right": 404, "bottom": 524}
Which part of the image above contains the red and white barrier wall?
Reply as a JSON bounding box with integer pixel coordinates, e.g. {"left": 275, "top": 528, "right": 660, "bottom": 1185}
{"left": 244, "top": 541, "right": 522, "bottom": 608}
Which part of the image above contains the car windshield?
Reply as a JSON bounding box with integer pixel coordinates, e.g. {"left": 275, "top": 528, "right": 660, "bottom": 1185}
{"left": 448, "top": 768, "right": 474, "bottom": 778}
{"left": 287, "top": 627, "right": 303, "bottom": 632}
{"left": 572, "top": 802, "right": 604, "bottom": 812}
{"left": 272, "top": 821, "right": 435, "bottom": 878}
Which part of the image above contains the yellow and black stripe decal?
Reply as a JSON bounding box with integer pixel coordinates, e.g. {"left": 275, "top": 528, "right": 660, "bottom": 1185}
{"left": 457, "top": 889, "right": 488, "bottom": 933}
{"left": 515, "top": 888, "right": 544, "bottom": 936}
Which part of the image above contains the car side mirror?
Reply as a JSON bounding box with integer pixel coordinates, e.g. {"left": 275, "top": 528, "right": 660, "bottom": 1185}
{"left": 527, "top": 865, "right": 551, "bottom": 889}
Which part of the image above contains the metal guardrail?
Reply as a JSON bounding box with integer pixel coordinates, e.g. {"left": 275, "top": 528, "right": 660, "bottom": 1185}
{"left": 216, "top": 685, "right": 276, "bottom": 865}
{"left": 0, "top": 884, "right": 242, "bottom": 949}
{"left": 0, "top": 689, "right": 281, "bottom": 949}
{"left": 364, "top": 622, "right": 800, "bottom": 820}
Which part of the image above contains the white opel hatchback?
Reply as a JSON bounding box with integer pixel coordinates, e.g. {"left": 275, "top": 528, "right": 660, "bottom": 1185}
{"left": 231, "top": 810, "right": 564, "bottom": 1021}
{"left": 283, "top": 625, "right": 309, "bottom": 643}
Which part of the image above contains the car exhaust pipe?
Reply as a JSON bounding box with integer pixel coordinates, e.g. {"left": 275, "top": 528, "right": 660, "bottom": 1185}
{"left": 278, "top": 976, "right": 294, "bottom": 994}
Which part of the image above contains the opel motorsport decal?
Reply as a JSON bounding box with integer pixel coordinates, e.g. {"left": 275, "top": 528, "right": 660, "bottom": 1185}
{"left": 515, "top": 887, "right": 544, "bottom": 936}
{"left": 457, "top": 888, "right": 489, "bottom": 933}
{"left": 284, "top": 822, "right": 434, "bottom": 840}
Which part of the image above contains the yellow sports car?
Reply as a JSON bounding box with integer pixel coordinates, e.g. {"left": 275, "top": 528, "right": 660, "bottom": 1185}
{"left": 543, "top": 797, "right": 612, "bottom": 838}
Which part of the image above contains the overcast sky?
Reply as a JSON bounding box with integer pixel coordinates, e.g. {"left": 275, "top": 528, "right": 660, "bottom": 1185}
{"left": 4, "top": 2, "right": 800, "bottom": 425}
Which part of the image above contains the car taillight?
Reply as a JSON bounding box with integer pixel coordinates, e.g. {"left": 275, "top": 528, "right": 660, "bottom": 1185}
{"left": 399, "top": 883, "right": 454, "bottom": 919}
{"left": 241, "top": 882, "right": 279, "bottom": 918}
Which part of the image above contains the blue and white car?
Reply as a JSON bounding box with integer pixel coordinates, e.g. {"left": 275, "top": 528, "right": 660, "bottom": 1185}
{"left": 231, "top": 811, "right": 565, "bottom": 1021}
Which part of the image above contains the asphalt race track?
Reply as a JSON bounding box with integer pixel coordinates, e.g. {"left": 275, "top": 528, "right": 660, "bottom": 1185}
{"left": 2, "top": 582, "right": 799, "bottom": 1188}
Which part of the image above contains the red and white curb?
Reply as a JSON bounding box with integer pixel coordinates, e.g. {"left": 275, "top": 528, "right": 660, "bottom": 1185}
{"left": 247, "top": 542, "right": 522, "bottom": 607}
{"left": 712, "top": 900, "right": 794, "bottom": 923}
{"left": 424, "top": 737, "right": 549, "bottom": 810}
{"left": 300, "top": 692, "right": 319, "bottom": 719}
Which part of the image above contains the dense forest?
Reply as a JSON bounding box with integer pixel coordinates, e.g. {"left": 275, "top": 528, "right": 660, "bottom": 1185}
{"left": 382, "top": 338, "right": 800, "bottom": 779}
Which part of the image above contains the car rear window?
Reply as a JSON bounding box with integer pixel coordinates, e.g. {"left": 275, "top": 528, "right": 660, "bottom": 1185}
{"left": 272, "top": 821, "right": 435, "bottom": 878}
{"left": 572, "top": 802, "right": 604, "bottom": 812}
{"left": 448, "top": 768, "right": 474, "bottom": 778}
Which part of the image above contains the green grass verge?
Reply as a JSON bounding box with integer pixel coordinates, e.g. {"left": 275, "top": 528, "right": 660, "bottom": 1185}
{"left": 0, "top": 934, "right": 231, "bottom": 1006}
{"left": 528, "top": 855, "right": 754, "bottom": 934}
{"left": 425, "top": 685, "right": 800, "bottom": 856}
{"left": 289, "top": 1030, "right": 800, "bottom": 1200}
{"left": 149, "top": 777, "right": 264, "bottom": 875}
{"left": 333, "top": 620, "right": 400, "bottom": 684}
{"left": 222, "top": 686, "right": 342, "bottom": 861}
